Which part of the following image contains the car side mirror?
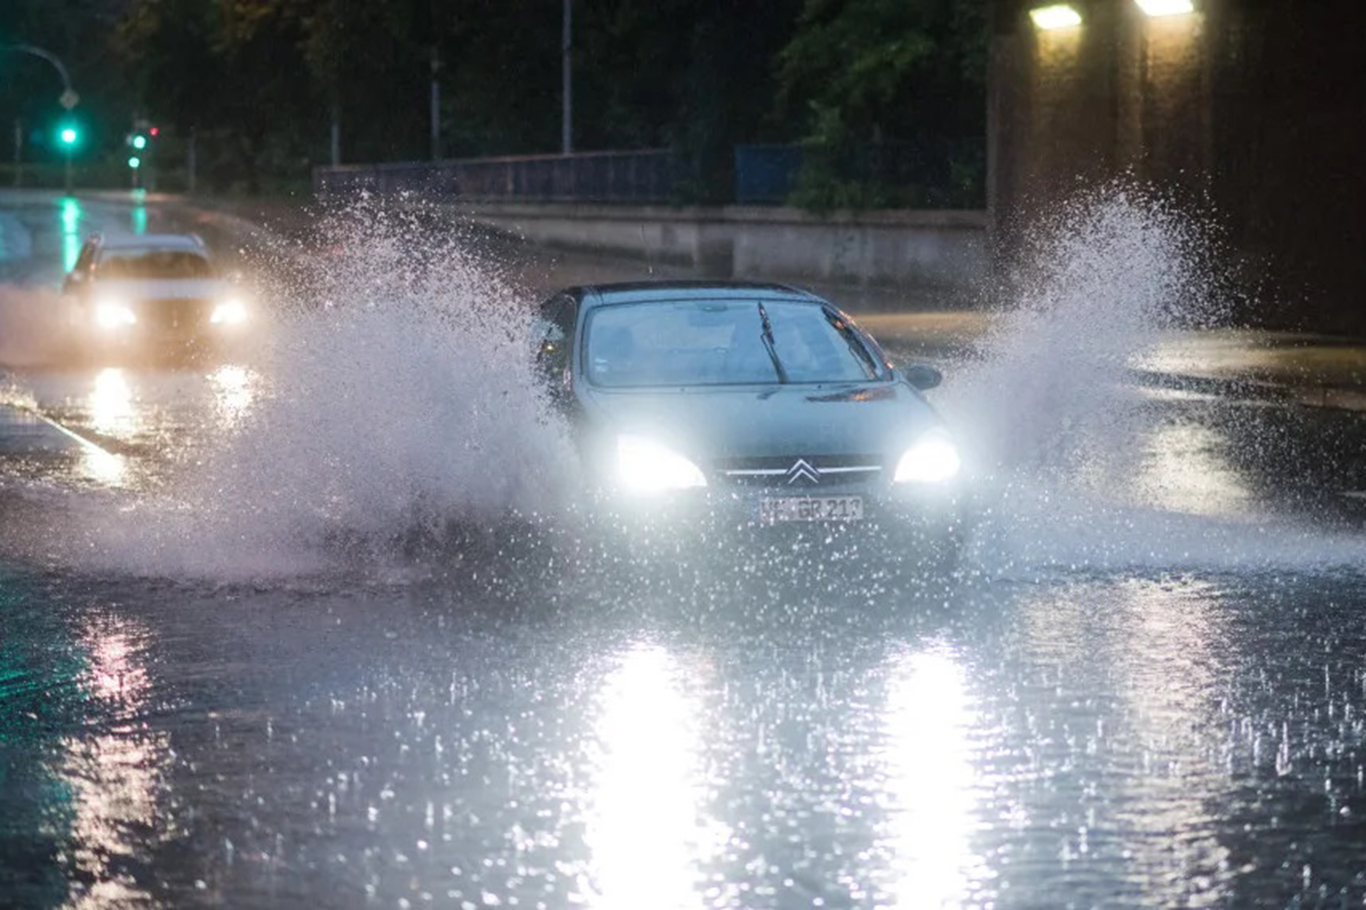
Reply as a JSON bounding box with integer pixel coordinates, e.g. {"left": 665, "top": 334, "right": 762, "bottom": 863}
{"left": 902, "top": 363, "right": 942, "bottom": 391}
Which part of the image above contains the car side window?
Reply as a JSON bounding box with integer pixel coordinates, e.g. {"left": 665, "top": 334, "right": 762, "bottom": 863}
{"left": 73, "top": 240, "right": 96, "bottom": 275}
{"left": 534, "top": 295, "right": 577, "bottom": 381}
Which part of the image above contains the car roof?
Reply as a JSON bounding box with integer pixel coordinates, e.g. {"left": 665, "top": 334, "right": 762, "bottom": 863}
{"left": 96, "top": 233, "right": 207, "bottom": 253}
{"left": 573, "top": 280, "right": 826, "bottom": 307}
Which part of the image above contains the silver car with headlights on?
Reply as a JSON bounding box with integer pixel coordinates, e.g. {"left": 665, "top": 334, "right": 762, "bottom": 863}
{"left": 62, "top": 233, "right": 253, "bottom": 357}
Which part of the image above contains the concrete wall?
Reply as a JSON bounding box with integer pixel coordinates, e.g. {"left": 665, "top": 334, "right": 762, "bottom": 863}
{"left": 451, "top": 202, "right": 988, "bottom": 295}
{"left": 989, "top": 0, "right": 1366, "bottom": 334}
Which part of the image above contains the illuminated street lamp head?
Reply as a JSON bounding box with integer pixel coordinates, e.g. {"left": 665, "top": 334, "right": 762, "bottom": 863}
{"left": 60, "top": 127, "right": 78, "bottom": 145}
{"left": 127, "top": 156, "right": 141, "bottom": 169}
{"left": 1030, "top": 4, "right": 1083, "bottom": 29}
{"left": 1135, "top": 0, "right": 1195, "bottom": 15}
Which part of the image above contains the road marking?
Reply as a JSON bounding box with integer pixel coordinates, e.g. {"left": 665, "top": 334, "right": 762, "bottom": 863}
{"left": 15, "top": 405, "right": 110, "bottom": 455}
{"left": 4, "top": 401, "right": 127, "bottom": 484}
{"left": 1342, "top": 491, "right": 1366, "bottom": 500}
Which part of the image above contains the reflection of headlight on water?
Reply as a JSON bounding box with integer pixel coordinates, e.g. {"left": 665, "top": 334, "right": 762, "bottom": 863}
{"left": 210, "top": 299, "right": 248, "bottom": 325}
{"left": 617, "top": 435, "right": 707, "bottom": 493}
{"left": 894, "top": 429, "right": 961, "bottom": 484}
{"left": 94, "top": 300, "right": 137, "bottom": 329}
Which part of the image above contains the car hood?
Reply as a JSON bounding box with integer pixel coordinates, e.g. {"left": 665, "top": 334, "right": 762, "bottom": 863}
{"left": 579, "top": 380, "right": 943, "bottom": 461}
{"left": 91, "top": 278, "right": 231, "bottom": 302}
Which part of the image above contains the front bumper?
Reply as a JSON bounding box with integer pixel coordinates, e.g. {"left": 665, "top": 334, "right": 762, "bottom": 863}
{"left": 83, "top": 320, "right": 251, "bottom": 354}
{"left": 582, "top": 479, "right": 966, "bottom": 554}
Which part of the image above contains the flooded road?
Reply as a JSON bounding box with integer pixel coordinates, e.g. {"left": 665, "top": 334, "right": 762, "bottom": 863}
{"left": 3, "top": 190, "right": 1366, "bottom": 908}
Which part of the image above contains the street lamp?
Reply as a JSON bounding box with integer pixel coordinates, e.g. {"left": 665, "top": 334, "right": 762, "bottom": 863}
{"left": 1030, "top": 4, "right": 1083, "bottom": 29}
{"left": 1135, "top": 0, "right": 1195, "bottom": 15}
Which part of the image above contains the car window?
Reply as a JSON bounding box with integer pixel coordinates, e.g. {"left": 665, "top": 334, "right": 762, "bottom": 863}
{"left": 72, "top": 240, "right": 96, "bottom": 275}
{"left": 585, "top": 299, "right": 884, "bottom": 387}
{"left": 534, "top": 294, "right": 577, "bottom": 382}
{"left": 97, "top": 250, "right": 214, "bottom": 279}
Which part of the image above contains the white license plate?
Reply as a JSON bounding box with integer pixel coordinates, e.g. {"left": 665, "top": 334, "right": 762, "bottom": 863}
{"left": 758, "top": 495, "right": 864, "bottom": 523}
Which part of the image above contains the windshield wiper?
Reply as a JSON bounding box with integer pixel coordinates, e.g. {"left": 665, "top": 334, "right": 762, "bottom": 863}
{"left": 823, "top": 308, "right": 880, "bottom": 379}
{"left": 756, "top": 302, "right": 789, "bottom": 383}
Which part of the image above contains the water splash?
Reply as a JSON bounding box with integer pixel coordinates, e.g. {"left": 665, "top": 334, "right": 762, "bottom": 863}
{"left": 81, "top": 201, "right": 575, "bottom": 577}
{"left": 6, "top": 189, "right": 1359, "bottom": 581}
{"left": 949, "top": 185, "right": 1222, "bottom": 482}
{"left": 944, "top": 185, "right": 1363, "bottom": 574}
{"left": 0, "top": 284, "right": 70, "bottom": 368}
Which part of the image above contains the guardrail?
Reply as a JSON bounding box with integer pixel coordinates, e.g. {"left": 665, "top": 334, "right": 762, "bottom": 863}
{"left": 315, "top": 149, "right": 676, "bottom": 203}
{"left": 733, "top": 144, "right": 805, "bottom": 205}
{"left": 315, "top": 141, "right": 985, "bottom": 208}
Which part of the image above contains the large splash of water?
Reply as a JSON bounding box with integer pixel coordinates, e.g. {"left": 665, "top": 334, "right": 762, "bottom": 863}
{"left": 948, "top": 186, "right": 1221, "bottom": 480}
{"left": 0, "top": 285, "right": 70, "bottom": 368}
{"left": 8, "top": 189, "right": 1359, "bottom": 581}
{"left": 78, "top": 202, "right": 575, "bottom": 577}
{"left": 942, "top": 186, "right": 1363, "bottom": 574}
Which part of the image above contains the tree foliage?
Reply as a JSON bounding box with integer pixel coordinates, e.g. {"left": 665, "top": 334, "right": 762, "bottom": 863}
{"left": 6, "top": 0, "right": 986, "bottom": 203}
{"left": 776, "top": 0, "right": 987, "bottom": 208}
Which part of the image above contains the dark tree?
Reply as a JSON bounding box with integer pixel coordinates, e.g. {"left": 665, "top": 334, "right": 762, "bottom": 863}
{"left": 776, "top": 0, "right": 987, "bottom": 207}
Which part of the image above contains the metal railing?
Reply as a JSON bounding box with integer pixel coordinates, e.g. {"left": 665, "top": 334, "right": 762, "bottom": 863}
{"left": 733, "top": 144, "right": 805, "bottom": 205}
{"left": 315, "top": 149, "right": 676, "bottom": 203}
{"left": 315, "top": 141, "right": 985, "bottom": 208}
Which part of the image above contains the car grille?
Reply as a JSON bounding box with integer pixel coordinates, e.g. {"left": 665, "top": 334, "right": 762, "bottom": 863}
{"left": 711, "top": 454, "right": 885, "bottom": 488}
{"left": 138, "top": 298, "right": 212, "bottom": 331}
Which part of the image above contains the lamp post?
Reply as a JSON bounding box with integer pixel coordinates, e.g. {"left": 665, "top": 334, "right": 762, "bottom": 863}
{"left": 1, "top": 44, "right": 78, "bottom": 105}
{"left": 2, "top": 44, "right": 79, "bottom": 189}
{"left": 562, "top": 0, "right": 573, "bottom": 155}
{"left": 430, "top": 47, "right": 441, "bottom": 161}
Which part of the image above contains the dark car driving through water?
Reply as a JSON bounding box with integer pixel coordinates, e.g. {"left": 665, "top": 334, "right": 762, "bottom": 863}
{"left": 534, "top": 281, "right": 965, "bottom": 569}
{"left": 61, "top": 232, "right": 254, "bottom": 358}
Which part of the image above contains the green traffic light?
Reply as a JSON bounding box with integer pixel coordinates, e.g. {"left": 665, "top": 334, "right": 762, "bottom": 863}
{"left": 128, "top": 156, "right": 141, "bottom": 169}
{"left": 60, "top": 127, "right": 77, "bottom": 145}
{"left": 132, "top": 135, "right": 147, "bottom": 150}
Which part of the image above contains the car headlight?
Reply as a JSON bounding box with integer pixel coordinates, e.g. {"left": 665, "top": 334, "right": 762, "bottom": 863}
{"left": 893, "top": 428, "right": 961, "bottom": 483}
{"left": 616, "top": 435, "right": 707, "bottom": 493}
{"left": 211, "top": 299, "right": 248, "bottom": 325}
{"left": 94, "top": 299, "right": 137, "bottom": 329}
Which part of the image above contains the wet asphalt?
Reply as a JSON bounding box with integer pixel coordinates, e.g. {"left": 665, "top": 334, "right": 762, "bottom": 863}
{"left": 2, "top": 191, "right": 1366, "bottom": 909}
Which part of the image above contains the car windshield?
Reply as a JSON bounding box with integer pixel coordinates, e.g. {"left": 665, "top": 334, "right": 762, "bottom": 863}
{"left": 98, "top": 250, "right": 213, "bottom": 279}
{"left": 586, "top": 299, "right": 883, "bottom": 387}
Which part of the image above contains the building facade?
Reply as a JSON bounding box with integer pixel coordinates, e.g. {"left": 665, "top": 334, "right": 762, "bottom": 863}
{"left": 989, "top": 0, "right": 1365, "bottom": 332}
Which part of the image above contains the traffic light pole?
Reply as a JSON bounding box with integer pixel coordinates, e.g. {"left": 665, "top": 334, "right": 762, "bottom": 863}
{"left": 188, "top": 130, "right": 197, "bottom": 194}
{"left": 5, "top": 46, "right": 81, "bottom": 192}
{"left": 562, "top": 0, "right": 572, "bottom": 155}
